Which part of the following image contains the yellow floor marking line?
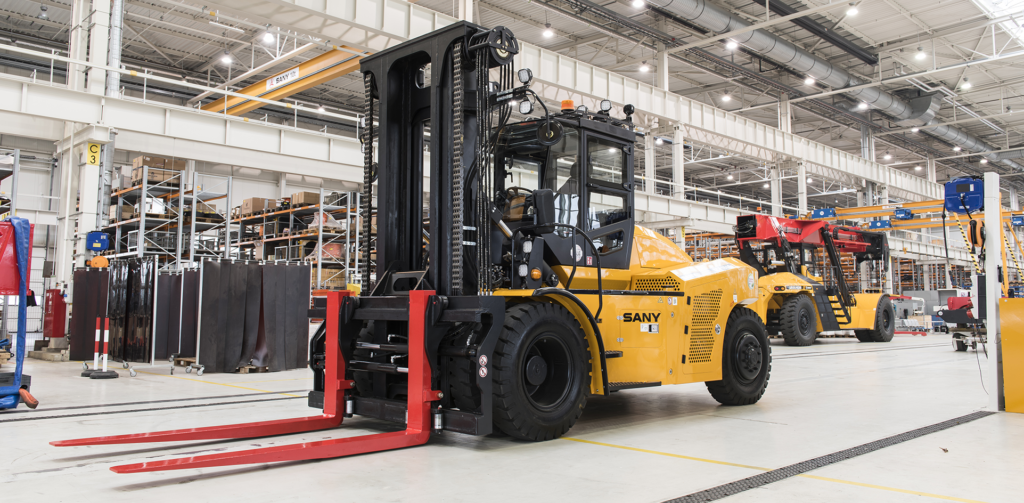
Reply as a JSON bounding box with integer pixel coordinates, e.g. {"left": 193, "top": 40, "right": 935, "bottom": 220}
{"left": 131, "top": 369, "right": 303, "bottom": 397}
{"left": 561, "top": 437, "right": 769, "bottom": 471}
{"left": 563, "top": 437, "right": 987, "bottom": 503}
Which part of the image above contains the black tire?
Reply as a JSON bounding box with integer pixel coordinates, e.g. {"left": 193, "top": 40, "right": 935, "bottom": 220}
{"left": 854, "top": 330, "right": 874, "bottom": 342}
{"left": 954, "top": 339, "right": 968, "bottom": 352}
{"left": 856, "top": 296, "right": 896, "bottom": 343}
{"left": 779, "top": 295, "right": 817, "bottom": 346}
{"left": 492, "top": 302, "right": 591, "bottom": 441}
{"left": 706, "top": 307, "right": 771, "bottom": 405}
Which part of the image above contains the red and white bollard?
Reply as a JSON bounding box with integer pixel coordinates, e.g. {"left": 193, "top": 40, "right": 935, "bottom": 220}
{"left": 81, "top": 318, "right": 101, "bottom": 377}
{"left": 88, "top": 318, "right": 118, "bottom": 379}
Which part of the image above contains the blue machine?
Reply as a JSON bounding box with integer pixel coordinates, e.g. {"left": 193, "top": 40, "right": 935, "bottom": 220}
{"left": 86, "top": 231, "right": 109, "bottom": 252}
{"left": 893, "top": 208, "right": 913, "bottom": 220}
{"left": 868, "top": 220, "right": 893, "bottom": 229}
{"left": 811, "top": 208, "right": 836, "bottom": 218}
{"left": 1012, "top": 215, "right": 1024, "bottom": 227}
{"left": 944, "top": 177, "right": 984, "bottom": 214}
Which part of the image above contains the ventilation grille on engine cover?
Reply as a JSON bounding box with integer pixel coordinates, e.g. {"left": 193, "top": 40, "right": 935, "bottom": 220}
{"left": 687, "top": 289, "right": 723, "bottom": 364}
{"left": 632, "top": 277, "right": 681, "bottom": 291}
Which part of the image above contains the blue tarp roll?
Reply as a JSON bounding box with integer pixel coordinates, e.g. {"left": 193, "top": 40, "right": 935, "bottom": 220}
{"left": 0, "top": 216, "right": 30, "bottom": 409}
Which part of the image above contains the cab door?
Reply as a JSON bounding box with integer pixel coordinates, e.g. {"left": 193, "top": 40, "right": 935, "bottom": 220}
{"left": 581, "top": 131, "right": 634, "bottom": 270}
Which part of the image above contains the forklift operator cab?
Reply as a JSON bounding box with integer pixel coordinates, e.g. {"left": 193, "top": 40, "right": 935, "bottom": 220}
{"left": 497, "top": 106, "right": 636, "bottom": 277}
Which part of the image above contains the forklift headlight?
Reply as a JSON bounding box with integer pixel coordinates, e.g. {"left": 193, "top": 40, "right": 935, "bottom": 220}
{"left": 518, "top": 68, "right": 533, "bottom": 85}
{"left": 522, "top": 240, "right": 533, "bottom": 254}
{"left": 518, "top": 264, "right": 529, "bottom": 277}
{"left": 519, "top": 99, "right": 534, "bottom": 115}
{"left": 576, "top": 104, "right": 588, "bottom": 114}
{"left": 600, "top": 99, "right": 612, "bottom": 112}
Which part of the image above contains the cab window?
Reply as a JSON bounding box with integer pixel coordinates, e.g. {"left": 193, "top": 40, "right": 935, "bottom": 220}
{"left": 587, "top": 137, "right": 626, "bottom": 186}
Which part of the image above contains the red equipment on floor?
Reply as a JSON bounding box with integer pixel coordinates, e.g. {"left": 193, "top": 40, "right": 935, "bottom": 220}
{"left": 51, "top": 290, "right": 441, "bottom": 473}
{"left": 43, "top": 289, "right": 66, "bottom": 339}
{"left": 947, "top": 297, "right": 973, "bottom": 312}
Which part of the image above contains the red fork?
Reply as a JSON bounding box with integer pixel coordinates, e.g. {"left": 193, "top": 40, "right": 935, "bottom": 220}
{"left": 51, "top": 290, "right": 440, "bottom": 473}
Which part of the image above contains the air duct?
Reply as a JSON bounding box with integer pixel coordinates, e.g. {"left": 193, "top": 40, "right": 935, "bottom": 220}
{"left": 658, "top": 0, "right": 1024, "bottom": 171}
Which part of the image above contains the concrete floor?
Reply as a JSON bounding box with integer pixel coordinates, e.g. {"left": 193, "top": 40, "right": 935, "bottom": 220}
{"left": 2, "top": 335, "right": 1018, "bottom": 502}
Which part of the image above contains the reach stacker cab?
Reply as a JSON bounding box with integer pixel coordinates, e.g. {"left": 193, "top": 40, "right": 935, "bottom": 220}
{"left": 51, "top": 22, "right": 770, "bottom": 472}
{"left": 735, "top": 214, "right": 895, "bottom": 346}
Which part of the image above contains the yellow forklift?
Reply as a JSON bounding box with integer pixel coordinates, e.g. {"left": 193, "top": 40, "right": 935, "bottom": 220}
{"left": 735, "top": 215, "right": 894, "bottom": 346}
{"left": 53, "top": 21, "right": 770, "bottom": 471}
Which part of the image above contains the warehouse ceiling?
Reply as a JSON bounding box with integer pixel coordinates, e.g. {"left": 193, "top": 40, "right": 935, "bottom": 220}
{"left": 1, "top": 0, "right": 1022, "bottom": 205}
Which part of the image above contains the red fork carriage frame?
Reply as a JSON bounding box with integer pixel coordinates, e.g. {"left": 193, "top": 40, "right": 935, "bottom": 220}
{"left": 51, "top": 290, "right": 441, "bottom": 473}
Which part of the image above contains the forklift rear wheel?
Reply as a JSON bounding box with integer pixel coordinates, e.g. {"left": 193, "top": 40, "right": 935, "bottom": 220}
{"left": 492, "top": 302, "right": 590, "bottom": 441}
{"left": 954, "top": 339, "right": 968, "bottom": 351}
{"left": 780, "top": 295, "right": 817, "bottom": 346}
{"left": 706, "top": 307, "right": 771, "bottom": 406}
{"left": 854, "top": 296, "right": 896, "bottom": 343}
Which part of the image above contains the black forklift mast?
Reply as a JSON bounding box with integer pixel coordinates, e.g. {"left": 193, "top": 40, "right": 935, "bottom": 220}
{"left": 358, "top": 22, "right": 517, "bottom": 296}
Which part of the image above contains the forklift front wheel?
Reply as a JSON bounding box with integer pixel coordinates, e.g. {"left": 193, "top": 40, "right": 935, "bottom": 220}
{"left": 491, "top": 302, "right": 590, "bottom": 441}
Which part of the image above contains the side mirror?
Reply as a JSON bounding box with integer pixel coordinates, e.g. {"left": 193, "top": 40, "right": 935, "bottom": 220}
{"left": 532, "top": 189, "right": 556, "bottom": 234}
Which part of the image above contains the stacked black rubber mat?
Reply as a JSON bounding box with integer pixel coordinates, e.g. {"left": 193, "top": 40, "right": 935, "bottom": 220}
{"left": 197, "top": 261, "right": 311, "bottom": 373}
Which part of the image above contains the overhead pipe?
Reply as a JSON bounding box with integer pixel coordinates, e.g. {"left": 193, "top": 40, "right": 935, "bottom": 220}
{"left": 656, "top": 0, "right": 1024, "bottom": 172}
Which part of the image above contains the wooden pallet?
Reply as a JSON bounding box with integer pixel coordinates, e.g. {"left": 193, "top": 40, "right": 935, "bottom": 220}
{"left": 235, "top": 365, "right": 269, "bottom": 374}
{"left": 172, "top": 356, "right": 196, "bottom": 367}
{"left": 132, "top": 212, "right": 172, "bottom": 220}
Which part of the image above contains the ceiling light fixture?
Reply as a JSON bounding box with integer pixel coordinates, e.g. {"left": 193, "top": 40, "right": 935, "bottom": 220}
{"left": 804, "top": 77, "right": 815, "bottom": 85}
{"left": 953, "top": 146, "right": 962, "bottom": 152}
{"left": 639, "top": 61, "right": 650, "bottom": 72}
{"left": 915, "top": 46, "right": 926, "bottom": 60}
{"left": 961, "top": 77, "right": 972, "bottom": 90}
{"left": 221, "top": 51, "right": 232, "bottom": 64}
{"left": 911, "top": 127, "right": 920, "bottom": 133}
{"left": 38, "top": 5, "right": 47, "bottom": 20}
{"left": 727, "top": 174, "right": 734, "bottom": 180}
{"left": 846, "top": 2, "right": 859, "bottom": 16}
{"left": 721, "top": 94, "right": 732, "bottom": 102}
{"left": 632, "top": 0, "right": 645, "bottom": 7}
{"left": 763, "top": 183, "right": 770, "bottom": 189}
{"left": 543, "top": 23, "right": 554, "bottom": 38}
{"left": 655, "top": 138, "right": 664, "bottom": 145}
{"left": 884, "top": 152, "right": 892, "bottom": 160}
{"left": 317, "top": 104, "right": 325, "bottom": 113}
{"left": 725, "top": 40, "right": 738, "bottom": 51}
{"left": 263, "top": 32, "right": 275, "bottom": 43}
{"left": 857, "top": 102, "right": 869, "bottom": 110}
{"left": 915, "top": 165, "right": 922, "bottom": 171}
{"left": 807, "top": 177, "right": 813, "bottom": 183}
{"left": 981, "top": 158, "right": 989, "bottom": 164}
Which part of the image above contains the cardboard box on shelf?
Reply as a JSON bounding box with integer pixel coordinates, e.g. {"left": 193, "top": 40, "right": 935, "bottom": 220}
{"left": 315, "top": 270, "right": 347, "bottom": 290}
{"left": 131, "top": 155, "right": 187, "bottom": 170}
{"left": 291, "top": 191, "right": 321, "bottom": 206}
{"left": 193, "top": 202, "right": 217, "bottom": 214}
{"left": 109, "top": 204, "right": 133, "bottom": 221}
{"left": 315, "top": 243, "right": 345, "bottom": 260}
{"left": 131, "top": 167, "right": 181, "bottom": 186}
{"left": 240, "top": 197, "right": 279, "bottom": 216}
